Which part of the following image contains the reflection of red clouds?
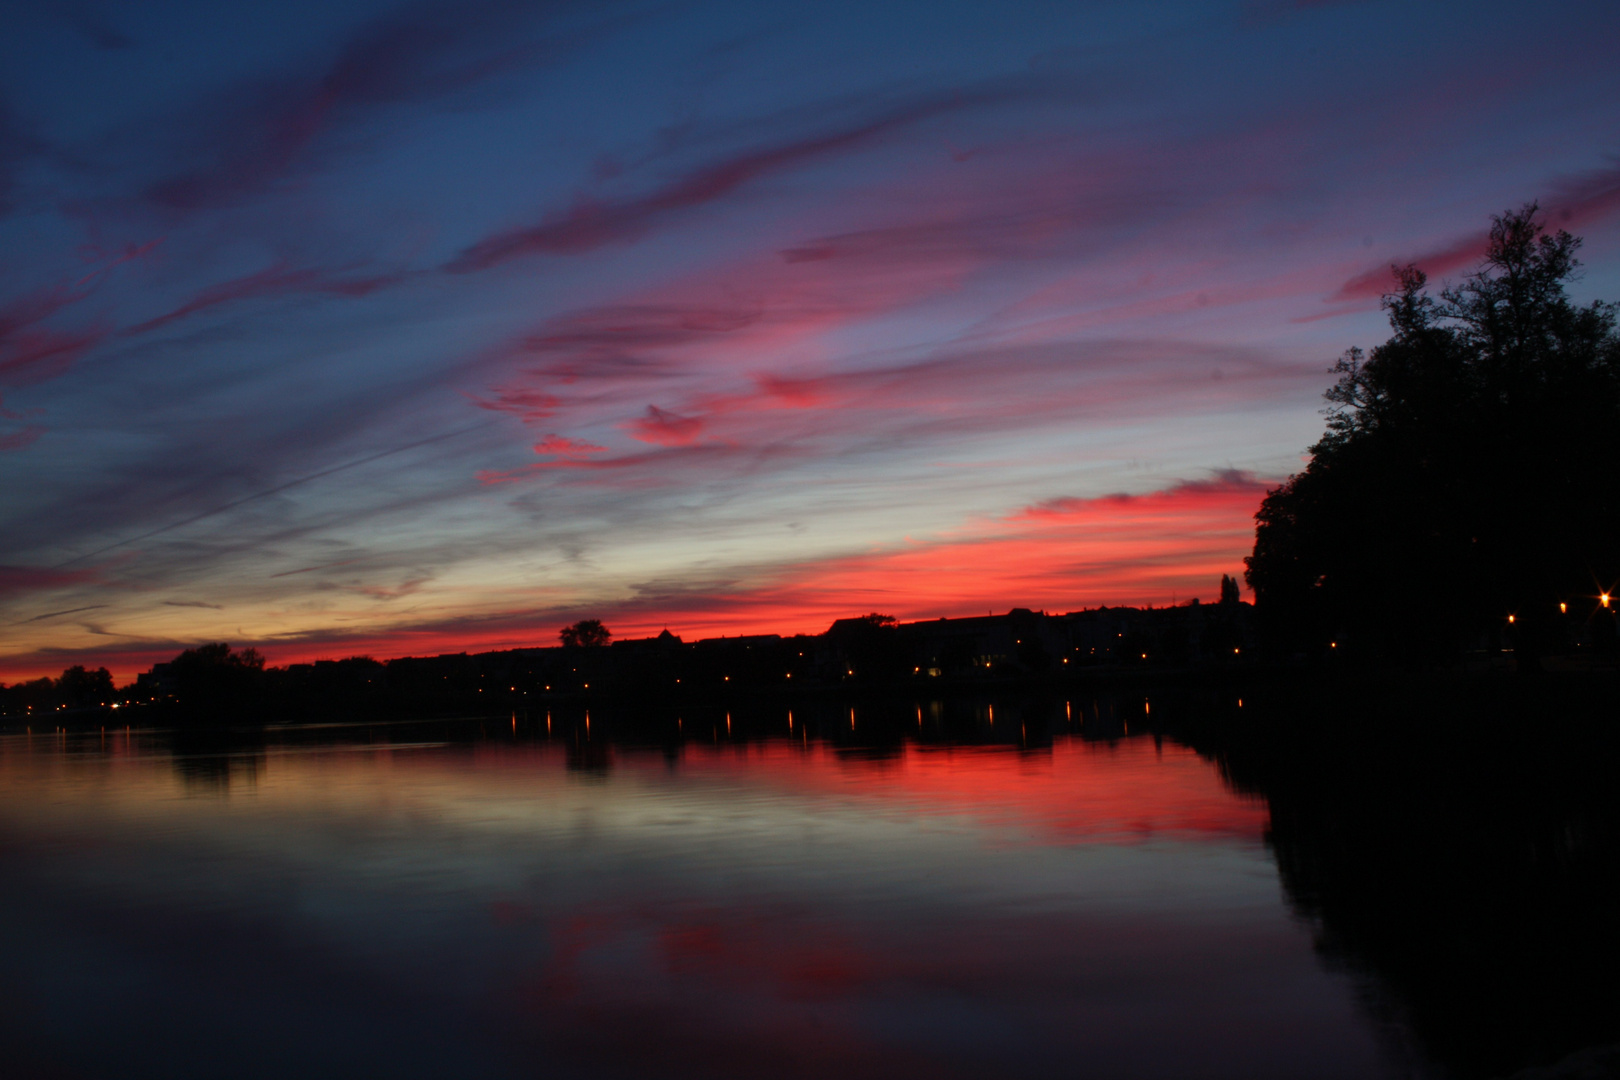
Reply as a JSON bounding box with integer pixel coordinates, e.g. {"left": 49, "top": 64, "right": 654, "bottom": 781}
{"left": 636, "top": 736, "right": 1266, "bottom": 845}
{"left": 466, "top": 736, "right": 1266, "bottom": 847}
{"left": 659, "top": 919, "right": 866, "bottom": 999}
{"left": 488, "top": 738, "right": 1274, "bottom": 1078}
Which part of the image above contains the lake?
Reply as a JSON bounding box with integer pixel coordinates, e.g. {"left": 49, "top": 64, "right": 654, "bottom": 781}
{"left": 1, "top": 691, "right": 1613, "bottom": 1079}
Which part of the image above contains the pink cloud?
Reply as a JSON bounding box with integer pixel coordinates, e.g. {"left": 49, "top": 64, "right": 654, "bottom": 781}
{"left": 0, "top": 284, "right": 84, "bottom": 342}
{"left": 72, "top": 238, "right": 165, "bottom": 290}
{"left": 469, "top": 386, "right": 563, "bottom": 423}
{"left": 0, "top": 327, "right": 107, "bottom": 388}
{"left": 0, "top": 425, "right": 45, "bottom": 451}
{"left": 626, "top": 404, "right": 705, "bottom": 446}
{"left": 471, "top": 332, "right": 1308, "bottom": 495}
{"left": 124, "top": 263, "right": 403, "bottom": 335}
{"left": 1014, "top": 470, "right": 1270, "bottom": 521}
{"left": 1330, "top": 236, "right": 1486, "bottom": 303}
{"left": 142, "top": 2, "right": 587, "bottom": 212}
{"left": 476, "top": 442, "right": 743, "bottom": 486}
{"left": 534, "top": 433, "right": 607, "bottom": 458}
{"left": 1331, "top": 165, "right": 1620, "bottom": 303}
{"left": 445, "top": 83, "right": 1046, "bottom": 272}
{"left": 0, "top": 244, "right": 155, "bottom": 391}
{"left": 0, "top": 564, "right": 100, "bottom": 601}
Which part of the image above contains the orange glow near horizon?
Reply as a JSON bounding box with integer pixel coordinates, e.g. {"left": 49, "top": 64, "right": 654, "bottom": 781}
{"left": 0, "top": 475, "right": 1266, "bottom": 685}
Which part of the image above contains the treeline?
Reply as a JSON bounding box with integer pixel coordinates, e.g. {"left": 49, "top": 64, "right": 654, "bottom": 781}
{"left": 3, "top": 596, "right": 1257, "bottom": 724}
{"left": 1246, "top": 205, "right": 1620, "bottom": 667}
{"left": 1, "top": 665, "right": 116, "bottom": 717}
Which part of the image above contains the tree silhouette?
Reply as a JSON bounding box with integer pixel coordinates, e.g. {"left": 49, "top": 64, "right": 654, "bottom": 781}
{"left": 560, "top": 619, "right": 611, "bottom": 648}
{"left": 167, "top": 643, "right": 266, "bottom": 718}
{"left": 56, "top": 665, "right": 114, "bottom": 707}
{"left": 1246, "top": 205, "right": 1619, "bottom": 665}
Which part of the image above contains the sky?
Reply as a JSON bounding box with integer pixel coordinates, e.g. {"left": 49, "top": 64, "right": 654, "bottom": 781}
{"left": 2, "top": 0, "right": 1618, "bottom": 681}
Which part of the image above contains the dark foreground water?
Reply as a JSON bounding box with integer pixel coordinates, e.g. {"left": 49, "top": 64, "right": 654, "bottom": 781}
{"left": 1, "top": 691, "right": 1615, "bottom": 1079}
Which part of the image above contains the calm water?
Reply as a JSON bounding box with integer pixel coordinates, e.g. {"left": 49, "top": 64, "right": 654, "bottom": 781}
{"left": 0, "top": 706, "right": 1492, "bottom": 1078}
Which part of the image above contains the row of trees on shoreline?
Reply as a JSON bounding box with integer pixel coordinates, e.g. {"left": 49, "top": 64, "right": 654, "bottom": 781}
{"left": 2, "top": 597, "right": 1258, "bottom": 721}
{"left": 1246, "top": 205, "right": 1620, "bottom": 667}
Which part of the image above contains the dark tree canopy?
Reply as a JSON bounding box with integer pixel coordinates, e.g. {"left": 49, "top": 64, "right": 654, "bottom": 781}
{"left": 1245, "top": 206, "right": 1620, "bottom": 663}
{"left": 560, "top": 619, "right": 612, "bottom": 648}
{"left": 168, "top": 643, "right": 266, "bottom": 715}
{"left": 56, "top": 665, "right": 115, "bottom": 707}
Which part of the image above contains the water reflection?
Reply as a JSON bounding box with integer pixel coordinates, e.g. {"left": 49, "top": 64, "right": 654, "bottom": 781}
{"left": 1, "top": 690, "right": 1610, "bottom": 1079}
{"left": 1182, "top": 678, "right": 1620, "bottom": 1080}
{"left": 166, "top": 727, "right": 267, "bottom": 793}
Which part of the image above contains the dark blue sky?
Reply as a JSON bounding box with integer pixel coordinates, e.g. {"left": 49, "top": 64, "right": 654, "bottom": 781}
{"left": 3, "top": 0, "right": 1617, "bottom": 678}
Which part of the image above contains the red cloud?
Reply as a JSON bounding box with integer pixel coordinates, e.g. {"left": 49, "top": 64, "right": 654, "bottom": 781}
{"left": 476, "top": 442, "right": 740, "bottom": 486}
{"left": 0, "top": 564, "right": 100, "bottom": 601}
{"left": 534, "top": 434, "right": 607, "bottom": 458}
{"left": 445, "top": 82, "right": 1045, "bottom": 272}
{"left": 0, "top": 327, "right": 106, "bottom": 388}
{"left": 142, "top": 2, "right": 585, "bottom": 212}
{"left": 125, "top": 263, "right": 404, "bottom": 335}
{"left": 473, "top": 470, "right": 1268, "bottom": 641}
{"left": 754, "top": 373, "right": 830, "bottom": 408}
{"left": 626, "top": 405, "right": 705, "bottom": 446}
{"left": 1331, "top": 166, "right": 1620, "bottom": 303}
{"left": 1330, "top": 236, "right": 1486, "bottom": 303}
{"left": 0, "top": 244, "right": 157, "bottom": 392}
{"left": 1014, "top": 470, "right": 1270, "bottom": 521}
{"left": 468, "top": 386, "right": 562, "bottom": 423}
{"left": 465, "top": 209, "right": 1315, "bottom": 495}
{"left": 0, "top": 425, "right": 44, "bottom": 451}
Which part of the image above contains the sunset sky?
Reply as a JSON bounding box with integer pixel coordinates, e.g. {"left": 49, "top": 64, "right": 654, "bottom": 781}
{"left": 3, "top": 0, "right": 1618, "bottom": 680}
